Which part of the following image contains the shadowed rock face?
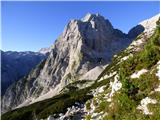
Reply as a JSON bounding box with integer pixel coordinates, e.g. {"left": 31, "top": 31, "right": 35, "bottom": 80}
{"left": 2, "top": 13, "right": 144, "bottom": 113}
{"left": 127, "top": 25, "right": 145, "bottom": 38}
{"left": 1, "top": 51, "right": 46, "bottom": 95}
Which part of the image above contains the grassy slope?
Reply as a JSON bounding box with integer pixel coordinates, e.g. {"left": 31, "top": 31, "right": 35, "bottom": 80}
{"left": 85, "top": 22, "right": 160, "bottom": 120}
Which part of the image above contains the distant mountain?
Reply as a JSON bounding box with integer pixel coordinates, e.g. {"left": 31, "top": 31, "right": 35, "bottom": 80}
{"left": 1, "top": 50, "right": 46, "bottom": 95}
{"left": 2, "top": 13, "right": 144, "bottom": 114}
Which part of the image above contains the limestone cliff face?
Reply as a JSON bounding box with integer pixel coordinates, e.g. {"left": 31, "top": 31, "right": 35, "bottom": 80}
{"left": 2, "top": 13, "right": 141, "bottom": 113}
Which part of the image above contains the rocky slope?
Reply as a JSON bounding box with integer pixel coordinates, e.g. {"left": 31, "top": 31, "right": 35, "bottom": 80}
{"left": 1, "top": 51, "right": 46, "bottom": 95}
{"left": 2, "top": 13, "right": 144, "bottom": 114}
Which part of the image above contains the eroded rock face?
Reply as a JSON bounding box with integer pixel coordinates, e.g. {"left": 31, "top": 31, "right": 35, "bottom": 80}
{"left": 2, "top": 13, "right": 141, "bottom": 113}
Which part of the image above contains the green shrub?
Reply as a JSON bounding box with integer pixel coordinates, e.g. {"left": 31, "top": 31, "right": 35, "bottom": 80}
{"left": 85, "top": 115, "right": 91, "bottom": 120}
{"left": 86, "top": 101, "right": 91, "bottom": 110}
{"left": 96, "top": 100, "right": 109, "bottom": 113}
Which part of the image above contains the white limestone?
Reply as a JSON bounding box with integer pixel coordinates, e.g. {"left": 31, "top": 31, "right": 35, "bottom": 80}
{"left": 155, "top": 85, "right": 160, "bottom": 92}
{"left": 156, "top": 63, "right": 160, "bottom": 80}
{"left": 121, "top": 56, "right": 130, "bottom": 61}
{"left": 109, "top": 75, "right": 122, "bottom": 98}
{"left": 140, "top": 14, "right": 160, "bottom": 34}
{"left": 93, "top": 85, "right": 106, "bottom": 97}
{"left": 99, "top": 71, "right": 117, "bottom": 81}
{"left": 104, "top": 75, "right": 122, "bottom": 102}
{"left": 131, "top": 38, "right": 143, "bottom": 47}
{"left": 137, "top": 97, "right": 157, "bottom": 115}
{"left": 47, "top": 115, "right": 54, "bottom": 120}
{"left": 131, "top": 69, "right": 148, "bottom": 79}
{"left": 120, "top": 54, "right": 133, "bottom": 62}
{"left": 98, "top": 86, "right": 105, "bottom": 93}
{"left": 46, "top": 103, "right": 85, "bottom": 120}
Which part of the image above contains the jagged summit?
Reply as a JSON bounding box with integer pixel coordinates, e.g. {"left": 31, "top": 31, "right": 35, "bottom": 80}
{"left": 81, "top": 13, "right": 113, "bottom": 31}
{"left": 62, "top": 13, "right": 123, "bottom": 53}
{"left": 81, "top": 13, "right": 105, "bottom": 22}
{"left": 64, "top": 13, "right": 113, "bottom": 33}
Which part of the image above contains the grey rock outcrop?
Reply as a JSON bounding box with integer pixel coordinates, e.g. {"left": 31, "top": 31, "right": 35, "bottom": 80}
{"left": 1, "top": 51, "right": 46, "bottom": 95}
{"left": 2, "top": 13, "right": 143, "bottom": 113}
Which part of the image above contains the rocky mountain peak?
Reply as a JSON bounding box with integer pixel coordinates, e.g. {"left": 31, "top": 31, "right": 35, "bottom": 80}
{"left": 2, "top": 13, "right": 140, "bottom": 113}
{"left": 81, "top": 13, "right": 113, "bottom": 31}
{"left": 52, "top": 13, "right": 128, "bottom": 67}
{"left": 60, "top": 13, "right": 118, "bottom": 54}
{"left": 62, "top": 13, "right": 113, "bottom": 38}
{"left": 81, "top": 13, "right": 100, "bottom": 22}
{"left": 82, "top": 13, "right": 107, "bottom": 23}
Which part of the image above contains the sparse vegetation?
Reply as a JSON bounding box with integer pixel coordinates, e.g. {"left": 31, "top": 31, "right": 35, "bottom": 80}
{"left": 86, "top": 101, "right": 91, "bottom": 110}
{"left": 96, "top": 100, "right": 109, "bottom": 113}
{"left": 103, "top": 25, "right": 160, "bottom": 120}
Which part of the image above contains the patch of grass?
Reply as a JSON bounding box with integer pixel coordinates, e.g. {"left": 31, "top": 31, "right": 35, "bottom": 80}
{"left": 85, "top": 101, "right": 91, "bottom": 110}
{"left": 85, "top": 115, "right": 91, "bottom": 120}
{"left": 95, "top": 100, "right": 109, "bottom": 113}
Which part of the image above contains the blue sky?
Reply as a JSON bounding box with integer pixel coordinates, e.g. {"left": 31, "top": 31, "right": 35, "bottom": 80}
{"left": 2, "top": 1, "right": 160, "bottom": 52}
